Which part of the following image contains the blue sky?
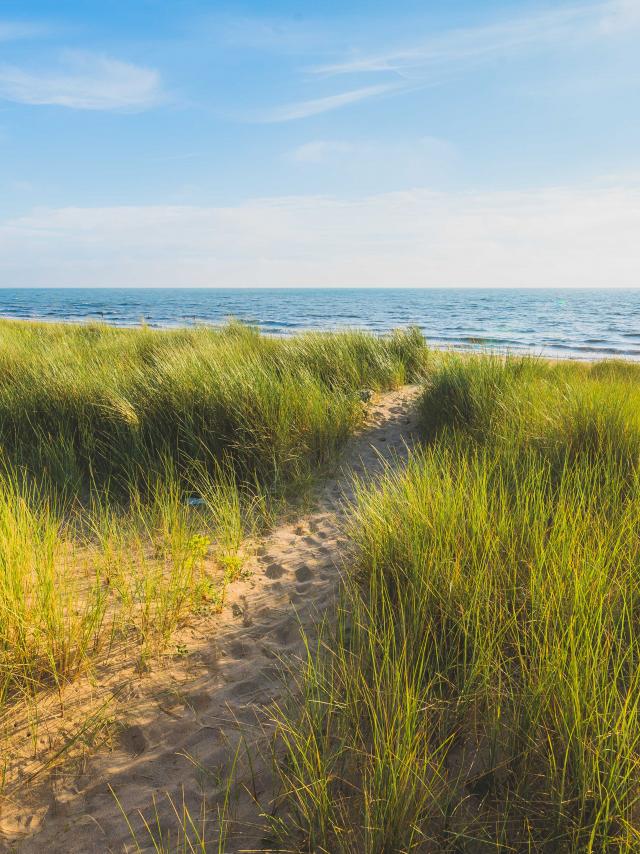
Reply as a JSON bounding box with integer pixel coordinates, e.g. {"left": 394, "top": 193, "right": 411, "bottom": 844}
{"left": 1, "top": 0, "right": 639, "bottom": 287}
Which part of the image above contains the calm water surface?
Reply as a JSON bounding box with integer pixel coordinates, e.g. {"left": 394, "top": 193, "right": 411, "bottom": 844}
{"left": 1, "top": 288, "right": 639, "bottom": 361}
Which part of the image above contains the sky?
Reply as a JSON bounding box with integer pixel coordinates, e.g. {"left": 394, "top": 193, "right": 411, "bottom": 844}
{"left": 1, "top": 0, "right": 640, "bottom": 288}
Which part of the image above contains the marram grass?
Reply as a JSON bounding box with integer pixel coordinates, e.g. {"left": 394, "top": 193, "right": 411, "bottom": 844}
{"left": 271, "top": 354, "right": 640, "bottom": 853}
{"left": 0, "top": 319, "right": 426, "bottom": 493}
{"left": 0, "top": 319, "right": 426, "bottom": 785}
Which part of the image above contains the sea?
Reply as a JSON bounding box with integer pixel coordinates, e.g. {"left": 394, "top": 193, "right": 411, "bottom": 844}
{"left": 1, "top": 287, "right": 640, "bottom": 361}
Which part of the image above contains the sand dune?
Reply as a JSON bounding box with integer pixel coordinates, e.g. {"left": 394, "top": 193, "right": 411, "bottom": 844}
{"left": 5, "top": 386, "right": 419, "bottom": 853}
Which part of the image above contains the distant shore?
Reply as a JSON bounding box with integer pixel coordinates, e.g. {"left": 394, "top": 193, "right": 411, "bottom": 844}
{"left": 0, "top": 313, "right": 634, "bottom": 363}
{"left": 0, "top": 287, "right": 638, "bottom": 360}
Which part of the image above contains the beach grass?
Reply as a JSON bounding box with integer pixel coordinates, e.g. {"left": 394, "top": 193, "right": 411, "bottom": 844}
{"left": 272, "top": 353, "right": 640, "bottom": 852}
{"left": 0, "top": 319, "right": 425, "bottom": 494}
{"left": 0, "top": 319, "right": 427, "bottom": 786}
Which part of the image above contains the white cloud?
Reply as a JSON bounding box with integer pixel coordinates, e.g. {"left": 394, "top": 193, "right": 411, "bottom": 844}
{"left": 2, "top": 179, "right": 640, "bottom": 287}
{"left": 0, "top": 51, "right": 162, "bottom": 110}
{"left": 287, "top": 136, "right": 454, "bottom": 172}
{"left": 255, "top": 82, "right": 402, "bottom": 122}
{"left": 257, "top": 1, "right": 640, "bottom": 123}
{"left": 311, "top": 0, "right": 640, "bottom": 78}
{"left": 0, "top": 20, "right": 47, "bottom": 42}
{"left": 599, "top": 0, "right": 640, "bottom": 31}
{"left": 288, "top": 140, "right": 355, "bottom": 163}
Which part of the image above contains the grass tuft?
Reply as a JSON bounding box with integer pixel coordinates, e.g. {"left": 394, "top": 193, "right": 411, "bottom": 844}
{"left": 271, "top": 353, "right": 640, "bottom": 853}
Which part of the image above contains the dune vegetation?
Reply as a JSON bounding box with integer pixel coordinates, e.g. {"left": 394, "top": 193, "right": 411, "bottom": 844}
{"left": 0, "top": 319, "right": 426, "bottom": 786}
{"left": 7, "top": 324, "right": 640, "bottom": 851}
{"left": 273, "top": 354, "right": 640, "bottom": 853}
{"left": 0, "top": 319, "right": 426, "bottom": 493}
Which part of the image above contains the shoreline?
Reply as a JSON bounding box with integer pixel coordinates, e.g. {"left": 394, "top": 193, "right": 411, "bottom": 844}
{"left": 0, "top": 314, "right": 634, "bottom": 362}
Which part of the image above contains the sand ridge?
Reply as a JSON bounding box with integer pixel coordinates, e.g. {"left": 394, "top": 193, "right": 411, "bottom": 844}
{"left": 4, "top": 385, "right": 421, "bottom": 853}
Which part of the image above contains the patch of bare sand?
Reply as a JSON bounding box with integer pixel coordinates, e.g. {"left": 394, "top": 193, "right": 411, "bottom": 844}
{"left": 2, "top": 385, "right": 421, "bottom": 853}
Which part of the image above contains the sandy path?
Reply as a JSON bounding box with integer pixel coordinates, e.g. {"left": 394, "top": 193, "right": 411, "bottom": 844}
{"left": 6, "top": 385, "right": 420, "bottom": 854}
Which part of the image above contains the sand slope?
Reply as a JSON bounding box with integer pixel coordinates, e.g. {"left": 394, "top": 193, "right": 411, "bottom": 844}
{"left": 5, "top": 386, "right": 420, "bottom": 853}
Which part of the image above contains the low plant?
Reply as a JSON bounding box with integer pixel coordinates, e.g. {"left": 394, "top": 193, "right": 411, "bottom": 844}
{"left": 271, "top": 354, "right": 640, "bottom": 852}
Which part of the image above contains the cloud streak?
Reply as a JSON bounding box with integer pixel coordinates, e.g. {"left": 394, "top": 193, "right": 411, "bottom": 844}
{"left": 255, "top": 82, "right": 402, "bottom": 122}
{"left": 0, "top": 20, "right": 47, "bottom": 42}
{"left": 255, "top": 1, "right": 640, "bottom": 123}
{"left": 2, "top": 179, "right": 640, "bottom": 287}
{"left": 288, "top": 140, "right": 355, "bottom": 162}
{"left": 0, "top": 51, "right": 162, "bottom": 110}
{"left": 311, "top": 0, "right": 640, "bottom": 77}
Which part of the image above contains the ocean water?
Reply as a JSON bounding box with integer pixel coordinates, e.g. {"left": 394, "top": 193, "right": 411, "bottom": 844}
{"left": 1, "top": 288, "right": 639, "bottom": 361}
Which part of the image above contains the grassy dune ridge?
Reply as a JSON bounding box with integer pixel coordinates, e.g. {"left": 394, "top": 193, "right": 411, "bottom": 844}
{"left": 0, "top": 319, "right": 426, "bottom": 492}
{"left": 273, "top": 355, "right": 640, "bottom": 852}
{"left": 0, "top": 320, "right": 427, "bottom": 760}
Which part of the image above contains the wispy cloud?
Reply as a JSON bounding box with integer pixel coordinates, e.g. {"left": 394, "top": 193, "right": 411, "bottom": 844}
{"left": 3, "top": 178, "right": 640, "bottom": 287}
{"left": 311, "top": 0, "right": 640, "bottom": 77}
{"left": 0, "top": 20, "right": 48, "bottom": 42}
{"left": 251, "top": 1, "right": 639, "bottom": 123}
{"left": 255, "top": 82, "right": 403, "bottom": 122}
{"left": 0, "top": 51, "right": 163, "bottom": 110}
{"left": 209, "top": 14, "right": 332, "bottom": 53}
{"left": 288, "top": 140, "right": 355, "bottom": 162}
{"left": 286, "top": 136, "right": 455, "bottom": 179}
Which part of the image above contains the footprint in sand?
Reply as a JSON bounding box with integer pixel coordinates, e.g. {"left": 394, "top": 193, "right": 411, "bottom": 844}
{"left": 229, "top": 665, "right": 279, "bottom": 704}
{"left": 119, "top": 724, "right": 147, "bottom": 756}
{"left": 272, "top": 619, "right": 297, "bottom": 646}
{"left": 265, "top": 562, "right": 285, "bottom": 579}
{"left": 185, "top": 691, "right": 211, "bottom": 713}
{"left": 295, "top": 564, "right": 313, "bottom": 582}
{"left": 228, "top": 640, "right": 249, "bottom": 659}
